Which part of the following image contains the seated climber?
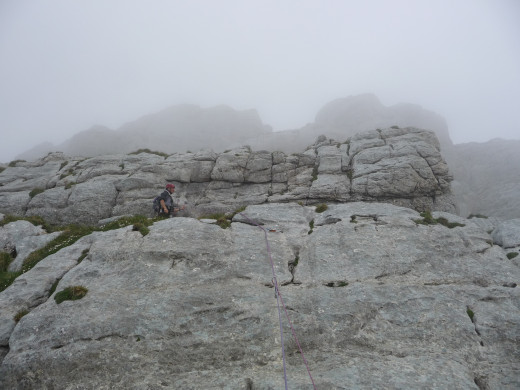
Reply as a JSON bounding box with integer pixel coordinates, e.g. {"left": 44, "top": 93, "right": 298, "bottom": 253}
{"left": 154, "top": 183, "right": 185, "bottom": 217}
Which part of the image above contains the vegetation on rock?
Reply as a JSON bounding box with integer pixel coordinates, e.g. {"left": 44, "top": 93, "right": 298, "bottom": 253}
{"left": 54, "top": 286, "right": 88, "bottom": 304}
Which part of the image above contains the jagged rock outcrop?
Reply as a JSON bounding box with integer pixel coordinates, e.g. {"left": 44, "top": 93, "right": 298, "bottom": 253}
{"left": 0, "top": 127, "right": 455, "bottom": 226}
{"left": 242, "top": 94, "right": 452, "bottom": 153}
{"left": 0, "top": 203, "right": 518, "bottom": 389}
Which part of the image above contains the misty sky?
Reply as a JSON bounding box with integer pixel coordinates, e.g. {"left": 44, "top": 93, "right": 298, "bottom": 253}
{"left": 1, "top": 0, "right": 519, "bottom": 162}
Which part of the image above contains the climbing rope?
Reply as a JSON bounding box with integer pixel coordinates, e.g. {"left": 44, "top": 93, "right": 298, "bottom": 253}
{"left": 239, "top": 213, "right": 317, "bottom": 390}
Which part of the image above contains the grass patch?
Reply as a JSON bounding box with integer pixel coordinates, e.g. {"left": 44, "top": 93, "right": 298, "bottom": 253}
{"left": 14, "top": 309, "right": 29, "bottom": 322}
{"left": 308, "top": 219, "right": 314, "bottom": 234}
{"left": 29, "top": 188, "right": 45, "bottom": 198}
{"left": 0, "top": 166, "right": 5, "bottom": 174}
{"left": 507, "top": 252, "right": 518, "bottom": 260}
{"left": 54, "top": 286, "right": 88, "bottom": 304}
{"left": 129, "top": 148, "right": 169, "bottom": 158}
{"left": 1, "top": 214, "right": 160, "bottom": 291}
{"left": 414, "top": 211, "right": 465, "bottom": 228}
{"left": 200, "top": 213, "right": 231, "bottom": 229}
{"left": 0, "top": 214, "right": 53, "bottom": 232}
{"left": 0, "top": 251, "right": 11, "bottom": 272}
{"left": 468, "top": 214, "right": 488, "bottom": 219}
{"left": 350, "top": 215, "right": 357, "bottom": 223}
{"left": 59, "top": 161, "right": 68, "bottom": 170}
{"left": 0, "top": 271, "right": 21, "bottom": 292}
{"left": 315, "top": 204, "right": 328, "bottom": 213}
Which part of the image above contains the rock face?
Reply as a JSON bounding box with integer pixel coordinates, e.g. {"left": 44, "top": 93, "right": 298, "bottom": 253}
{"left": 0, "top": 202, "right": 518, "bottom": 389}
{"left": 0, "top": 127, "right": 455, "bottom": 226}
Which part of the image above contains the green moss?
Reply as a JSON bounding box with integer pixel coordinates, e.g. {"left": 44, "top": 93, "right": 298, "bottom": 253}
{"left": 29, "top": 188, "right": 45, "bottom": 198}
{"left": 65, "top": 182, "right": 76, "bottom": 189}
{"left": 129, "top": 149, "right": 169, "bottom": 158}
{"left": 315, "top": 204, "right": 328, "bottom": 213}
{"left": 346, "top": 169, "right": 353, "bottom": 181}
{"left": 54, "top": 286, "right": 88, "bottom": 304}
{"left": 467, "top": 308, "right": 475, "bottom": 322}
{"left": 507, "top": 252, "right": 519, "bottom": 260}
{"left": 350, "top": 215, "right": 357, "bottom": 223}
{"left": 13, "top": 309, "right": 29, "bottom": 322}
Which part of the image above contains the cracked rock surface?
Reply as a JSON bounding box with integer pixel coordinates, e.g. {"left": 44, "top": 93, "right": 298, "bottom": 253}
{"left": 0, "top": 203, "right": 518, "bottom": 389}
{"left": 0, "top": 127, "right": 455, "bottom": 225}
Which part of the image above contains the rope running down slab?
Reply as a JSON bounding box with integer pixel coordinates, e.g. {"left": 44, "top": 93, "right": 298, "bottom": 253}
{"left": 239, "top": 213, "right": 316, "bottom": 390}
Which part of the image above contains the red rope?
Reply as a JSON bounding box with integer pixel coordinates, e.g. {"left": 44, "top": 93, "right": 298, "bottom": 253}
{"left": 239, "top": 213, "right": 317, "bottom": 389}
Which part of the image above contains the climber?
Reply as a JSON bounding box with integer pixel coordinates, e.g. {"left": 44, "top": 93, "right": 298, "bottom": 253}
{"left": 153, "top": 183, "right": 185, "bottom": 217}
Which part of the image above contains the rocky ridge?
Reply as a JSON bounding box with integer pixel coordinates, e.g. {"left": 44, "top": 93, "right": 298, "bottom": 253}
{"left": 0, "top": 203, "right": 519, "bottom": 389}
{"left": 0, "top": 127, "right": 455, "bottom": 227}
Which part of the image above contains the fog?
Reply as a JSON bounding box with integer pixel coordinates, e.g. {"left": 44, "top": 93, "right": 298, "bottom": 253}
{"left": 1, "top": 0, "right": 519, "bottom": 162}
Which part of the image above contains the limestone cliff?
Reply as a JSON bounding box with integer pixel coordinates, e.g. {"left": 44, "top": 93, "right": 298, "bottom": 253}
{"left": 0, "top": 127, "right": 455, "bottom": 226}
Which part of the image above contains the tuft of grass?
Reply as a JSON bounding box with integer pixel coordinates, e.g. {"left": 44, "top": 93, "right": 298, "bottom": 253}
{"left": 308, "top": 219, "right": 314, "bottom": 234}
{"left": 54, "top": 286, "right": 88, "bottom": 304}
{"left": 468, "top": 214, "right": 488, "bottom": 219}
{"left": 8, "top": 159, "right": 25, "bottom": 167}
{"left": 0, "top": 251, "right": 11, "bottom": 272}
{"left": 59, "top": 161, "right": 68, "bottom": 170}
{"left": 65, "top": 182, "right": 76, "bottom": 189}
{"left": 346, "top": 169, "right": 353, "bottom": 181}
{"left": 0, "top": 166, "right": 5, "bottom": 174}
{"left": 507, "top": 252, "right": 518, "bottom": 260}
{"left": 14, "top": 309, "right": 29, "bottom": 322}
{"left": 414, "top": 211, "right": 465, "bottom": 228}
{"left": 315, "top": 204, "right": 328, "bottom": 213}
{"left": 49, "top": 279, "right": 60, "bottom": 297}
{"left": 133, "top": 223, "right": 150, "bottom": 236}
{"left": 350, "top": 215, "right": 357, "bottom": 223}
{"left": 29, "top": 188, "right": 45, "bottom": 198}
{"left": 200, "top": 213, "right": 231, "bottom": 229}
{"left": 311, "top": 166, "right": 318, "bottom": 181}
{"left": 129, "top": 148, "right": 169, "bottom": 158}
{"left": 77, "top": 249, "right": 89, "bottom": 263}
{"left": 467, "top": 308, "right": 475, "bottom": 322}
